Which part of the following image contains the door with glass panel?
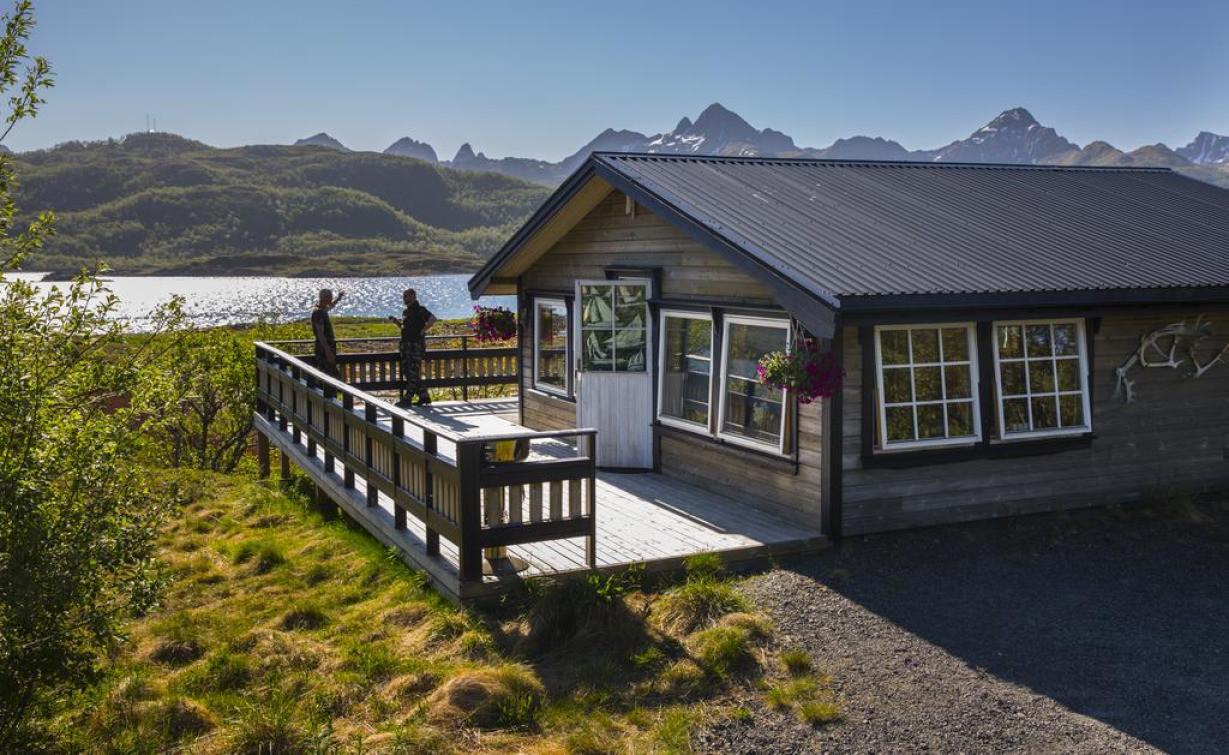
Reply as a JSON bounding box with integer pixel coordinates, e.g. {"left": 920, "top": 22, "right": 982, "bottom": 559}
{"left": 575, "top": 280, "right": 652, "bottom": 468}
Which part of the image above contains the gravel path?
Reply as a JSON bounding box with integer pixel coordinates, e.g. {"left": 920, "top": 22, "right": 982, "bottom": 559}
{"left": 696, "top": 504, "right": 1229, "bottom": 754}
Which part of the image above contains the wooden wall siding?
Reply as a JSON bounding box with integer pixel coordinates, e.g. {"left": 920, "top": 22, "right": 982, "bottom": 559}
{"left": 519, "top": 191, "right": 775, "bottom": 301}
{"left": 518, "top": 190, "right": 824, "bottom": 527}
{"left": 658, "top": 399, "right": 826, "bottom": 528}
{"left": 841, "top": 311, "right": 1229, "bottom": 534}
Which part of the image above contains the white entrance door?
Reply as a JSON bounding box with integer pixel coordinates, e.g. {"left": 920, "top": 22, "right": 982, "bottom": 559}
{"left": 575, "top": 279, "right": 653, "bottom": 468}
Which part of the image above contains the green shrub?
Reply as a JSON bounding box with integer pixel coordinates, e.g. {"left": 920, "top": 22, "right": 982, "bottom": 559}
{"left": 780, "top": 648, "right": 812, "bottom": 676}
{"left": 798, "top": 698, "right": 843, "bottom": 726}
{"left": 519, "top": 572, "right": 649, "bottom": 655}
{"left": 227, "top": 695, "right": 306, "bottom": 754}
{"left": 231, "top": 539, "right": 285, "bottom": 573}
{"left": 341, "top": 642, "right": 402, "bottom": 684}
{"left": 682, "top": 553, "right": 724, "bottom": 580}
{"left": 182, "top": 650, "right": 253, "bottom": 692}
{"left": 425, "top": 665, "right": 545, "bottom": 730}
{"left": 692, "top": 626, "right": 755, "bottom": 678}
{"left": 654, "top": 578, "right": 748, "bottom": 635}
{"left": 279, "top": 602, "right": 328, "bottom": 631}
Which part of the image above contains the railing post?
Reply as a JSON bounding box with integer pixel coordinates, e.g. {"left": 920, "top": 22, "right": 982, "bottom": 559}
{"left": 365, "top": 402, "right": 378, "bottom": 507}
{"left": 457, "top": 440, "right": 484, "bottom": 582}
{"left": 392, "top": 416, "right": 406, "bottom": 528}
{"left": 341, "top": 393, "right": 355, "bottom": 489}
{"left": 584, "top": 432, "right": 597, "bottom": 569}
{"left": 424, "top": 430, "right": 439, "bottom": 555}
{"left": 461, "top": 336, "right": 469, "bottom": 403}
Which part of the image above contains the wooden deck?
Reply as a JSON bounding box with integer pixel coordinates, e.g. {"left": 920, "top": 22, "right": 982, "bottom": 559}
{"left": 259, "top": 398, "right": 826, "bottom": 603}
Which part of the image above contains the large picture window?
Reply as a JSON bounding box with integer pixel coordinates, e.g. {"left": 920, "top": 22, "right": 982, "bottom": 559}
{"left": 658, "top": 311, "right": 713, "bottom": 429}
{"left": 874, "top": 324, "right": 981, "bottom": 450}
{"left": 992, "top": 320, "right": 1090, "bottom": 438}
{"left": 718, "top": 316, "right": 790, "bottom": 452}
{"left": 533, "top": 298, "right": 569, "bottom": 396}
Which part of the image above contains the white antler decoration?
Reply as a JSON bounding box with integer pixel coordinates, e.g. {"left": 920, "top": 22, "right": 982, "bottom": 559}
{"left": 1114, "top": 316, "right": 1224, "bottom": 402}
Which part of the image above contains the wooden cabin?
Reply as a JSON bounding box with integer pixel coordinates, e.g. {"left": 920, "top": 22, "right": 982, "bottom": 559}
{"left": 469, "top": 153, "right": 1229, "bottom": 538}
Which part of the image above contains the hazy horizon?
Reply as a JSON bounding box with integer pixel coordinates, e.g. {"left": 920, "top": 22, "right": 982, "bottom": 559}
{"left": 10, "top": 0, "right": 1229, "bottom": 160}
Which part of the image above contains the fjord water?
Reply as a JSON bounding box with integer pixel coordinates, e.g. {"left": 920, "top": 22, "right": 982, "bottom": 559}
{"left": 5, "top": 273, "right": 514, "bottom": 330}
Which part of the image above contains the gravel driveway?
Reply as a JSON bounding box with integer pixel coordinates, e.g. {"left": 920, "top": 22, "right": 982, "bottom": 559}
{"left": 697, "top": 502, "right": 1229, "bottom": 754}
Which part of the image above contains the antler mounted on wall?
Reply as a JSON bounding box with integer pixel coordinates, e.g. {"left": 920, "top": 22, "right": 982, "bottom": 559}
{"left": 1114, "top": 315, "right": 1227, "bottom": 402}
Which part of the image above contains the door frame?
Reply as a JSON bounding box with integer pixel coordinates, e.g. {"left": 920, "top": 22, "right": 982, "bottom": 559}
{"left": 573, "top": 277, "right": 655, "bottom": 468}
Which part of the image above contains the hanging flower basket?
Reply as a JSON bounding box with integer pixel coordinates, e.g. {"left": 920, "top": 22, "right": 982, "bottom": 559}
{"left": 756, "top": 338, "right": 843, "bottom": 404}
{"left": 471, "top": 305, "right": 517, "bottom": 342}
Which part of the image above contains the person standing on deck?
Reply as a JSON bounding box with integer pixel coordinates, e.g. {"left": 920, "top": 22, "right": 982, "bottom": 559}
{"left": 311, "top": 288, "right": 344, "bottom": 377}
{"left": 389, "top": 288, "right": 437, "bottom": 406}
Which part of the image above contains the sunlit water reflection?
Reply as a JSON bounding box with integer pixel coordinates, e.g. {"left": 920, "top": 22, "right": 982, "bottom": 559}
{"left": 5, "top": 273, "right": 514, "bottom": 330}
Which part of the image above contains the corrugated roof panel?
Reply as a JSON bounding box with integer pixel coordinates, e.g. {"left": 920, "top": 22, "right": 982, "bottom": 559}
{"left": 594, "top": 154, "right": 1229, "bottom": 299}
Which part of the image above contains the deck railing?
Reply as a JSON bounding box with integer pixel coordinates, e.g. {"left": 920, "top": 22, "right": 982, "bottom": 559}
{"left": 272, "top": 335, "right": 518, "bottom": 400}
{"left": 254, "top": 340, "right": 596, "bottom": 582}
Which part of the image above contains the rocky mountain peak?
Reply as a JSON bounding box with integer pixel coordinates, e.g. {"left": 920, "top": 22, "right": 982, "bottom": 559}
{"left": 294, "top": 132, "right": 348, "bottom": 151}
{"left": 1177, "top": 131, "right": 1229, "bottom": 165}
{"left": 384, "top": 136, "right": 438, "bottom": 163}
{"left": 453, "top": 143, "right": 477, "bottom": 163}
{"left": 933, "top": 108, "right": 1078, "bottom": 164}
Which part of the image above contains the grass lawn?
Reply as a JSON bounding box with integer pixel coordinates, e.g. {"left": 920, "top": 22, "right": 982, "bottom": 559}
{"left": 34, "top": 467, "right": 838, "bottom": 753}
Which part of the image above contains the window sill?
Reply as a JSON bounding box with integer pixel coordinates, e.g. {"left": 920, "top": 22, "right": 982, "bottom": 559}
{"left": 655, "top": 422, "right": 798, "bottom": 472}
{"left": 861, "top": 433, "right": 1093, "bottom": 469}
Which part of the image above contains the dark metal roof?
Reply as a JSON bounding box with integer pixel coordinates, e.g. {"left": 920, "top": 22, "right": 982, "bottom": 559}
{"left": 592, "top": 153, "right": 1229, "bottom": 304}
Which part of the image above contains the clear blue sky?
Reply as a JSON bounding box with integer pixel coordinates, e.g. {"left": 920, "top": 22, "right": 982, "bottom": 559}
{"left": 12, "top": 0, "right": 1229, "bottom": 159}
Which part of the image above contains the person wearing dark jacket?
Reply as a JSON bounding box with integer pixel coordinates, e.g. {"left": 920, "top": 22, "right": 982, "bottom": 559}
{"left": 389, "top": 288, "right": 436, "bottom": 406}
{"left": 311, "top": 288, "right": 344, "bottom": 377}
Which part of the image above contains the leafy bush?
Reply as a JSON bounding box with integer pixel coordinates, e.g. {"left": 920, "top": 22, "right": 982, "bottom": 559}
{"left": 0, "top": 9, "right": 180, "bottom": 740}
{"left": 135, "top": 326, "right": 259, "bottom": 473}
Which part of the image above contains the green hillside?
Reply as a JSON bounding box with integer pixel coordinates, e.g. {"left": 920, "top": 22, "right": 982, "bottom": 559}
{"left": 12, "top": 133, "right": 550, "bottom": 276}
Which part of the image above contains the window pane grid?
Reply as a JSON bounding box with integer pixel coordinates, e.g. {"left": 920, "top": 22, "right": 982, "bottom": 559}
{"left": 878, "top": 325, "right": 979, "bottom": 447}
{"left": 995, "top": 322, "right": 1088, "bottom": 435}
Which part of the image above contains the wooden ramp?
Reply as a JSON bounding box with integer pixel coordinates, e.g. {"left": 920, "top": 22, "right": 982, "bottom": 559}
{"left": 259, "top": 399, "right": 826, "bottom": 603}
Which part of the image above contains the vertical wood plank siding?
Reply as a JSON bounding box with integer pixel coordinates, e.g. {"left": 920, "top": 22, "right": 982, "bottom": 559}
{"left": 841, "top": 312, "right": 1229, "bottom": 534}
{"left": 519, "top": 190, "right": 825, "bottom": 527}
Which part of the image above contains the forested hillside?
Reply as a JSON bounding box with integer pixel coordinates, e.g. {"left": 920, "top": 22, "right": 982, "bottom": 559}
{"left": 12, "top": 133, "right": 550, "bottom": 276}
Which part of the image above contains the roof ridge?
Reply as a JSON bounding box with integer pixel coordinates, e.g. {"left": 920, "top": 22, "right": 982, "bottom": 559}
{"left": 590, "top": 151, "right": 1174, "bottom": 174}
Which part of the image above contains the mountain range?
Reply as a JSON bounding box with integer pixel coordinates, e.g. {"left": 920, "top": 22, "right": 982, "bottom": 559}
{"left": 295, "top": 103, "right": 1229, "bottom": 186}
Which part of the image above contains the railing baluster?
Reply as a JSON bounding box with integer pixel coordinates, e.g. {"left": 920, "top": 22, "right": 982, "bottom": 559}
{"left": 530, "top": 484, "right": 543, "bottom": 523}
{"left": 549, "top": 481, "right": 563, "bottom": 522}
{"left": 508, "top": 485, "right": 523, "bottom": 525}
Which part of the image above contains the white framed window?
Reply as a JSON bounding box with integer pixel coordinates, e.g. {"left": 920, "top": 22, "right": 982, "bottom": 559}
{"left": 874, "top": 324, "right": 982, "bottom": 450}
{"left": 992, "top": 319, "right": 1091, "bottom": 439}
{"left": 658, "top": 311, "right": 714, "bottom": 430}
{"left": 717, "top": 315, "right": 791, "bottom": 453}
{"left": 533, "top": 298, "right": 570, "bottom": 396}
